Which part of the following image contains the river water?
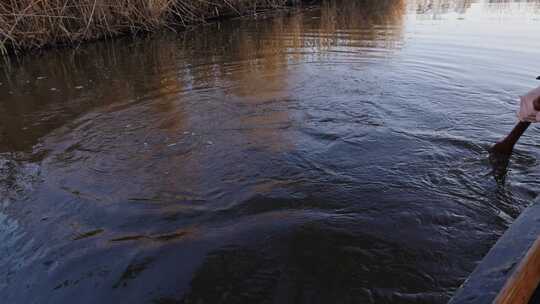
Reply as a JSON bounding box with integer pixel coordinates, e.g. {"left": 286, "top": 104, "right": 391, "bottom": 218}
{"left": 1, "top": 0, "right": 540, "bottom": 303}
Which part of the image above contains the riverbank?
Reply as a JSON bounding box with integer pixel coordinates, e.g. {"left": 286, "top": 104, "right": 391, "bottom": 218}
{"left": 0, "top": 0, "right": 305, "bottom": 55}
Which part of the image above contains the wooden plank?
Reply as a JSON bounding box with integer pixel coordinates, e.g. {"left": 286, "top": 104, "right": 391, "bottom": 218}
{"left": 495, "top": 237, "right": 540, "bottom": 304}
{"left": 449, "top": 201, "right": 540, "bottom": 304}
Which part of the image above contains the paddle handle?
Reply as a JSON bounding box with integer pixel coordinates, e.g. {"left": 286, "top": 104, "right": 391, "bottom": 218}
{"left": 491, "top": 121, "right": 531, "bottom": 156}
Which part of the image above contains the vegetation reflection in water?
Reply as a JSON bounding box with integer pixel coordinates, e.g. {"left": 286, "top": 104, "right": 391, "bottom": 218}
{"left": 1, "top": 0, "right": 540, "bottom": 303}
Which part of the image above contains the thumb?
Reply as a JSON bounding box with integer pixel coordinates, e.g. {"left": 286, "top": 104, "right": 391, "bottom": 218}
{"left": 534, "top": 96, "right": 540, "bottom": 111}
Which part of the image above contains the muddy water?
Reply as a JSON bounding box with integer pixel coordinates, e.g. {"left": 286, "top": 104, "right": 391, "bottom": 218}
{"left": 1, "top": 0, "right": 540, "bottom": 303}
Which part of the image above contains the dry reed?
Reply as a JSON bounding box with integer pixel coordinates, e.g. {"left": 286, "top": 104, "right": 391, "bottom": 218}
{"left": 0, "top": 0, "right": 291, "bottom": 54}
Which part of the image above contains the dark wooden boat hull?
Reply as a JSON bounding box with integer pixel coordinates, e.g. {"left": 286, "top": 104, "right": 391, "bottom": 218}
{"left": 450, "top": 202, "right": 540, "bottom": 304}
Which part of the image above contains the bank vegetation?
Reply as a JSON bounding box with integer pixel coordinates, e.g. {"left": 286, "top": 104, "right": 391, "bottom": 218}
{"left": 0, "top": 0, "right": 299, "bottom": 54}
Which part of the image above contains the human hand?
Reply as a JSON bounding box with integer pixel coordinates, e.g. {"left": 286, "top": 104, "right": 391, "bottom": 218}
{"left": 518, "top": 86, "right": 540, "bottom": 122}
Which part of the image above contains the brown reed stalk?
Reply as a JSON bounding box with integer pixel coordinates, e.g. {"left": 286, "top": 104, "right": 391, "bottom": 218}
{"left": 0, "top": 0, "right": 290, "bottom": 54}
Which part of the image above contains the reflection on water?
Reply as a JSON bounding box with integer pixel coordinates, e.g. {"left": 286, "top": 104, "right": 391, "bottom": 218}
{"left": 1, "top": 0, "right": 540, "bottom": 303}
{"left": 412, "top": 0, "right": 540, "bottom": 14}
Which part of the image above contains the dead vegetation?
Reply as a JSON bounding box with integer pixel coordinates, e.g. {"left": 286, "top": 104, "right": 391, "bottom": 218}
{"left": 0, "top": 0, "right": 291, "bottom": 54}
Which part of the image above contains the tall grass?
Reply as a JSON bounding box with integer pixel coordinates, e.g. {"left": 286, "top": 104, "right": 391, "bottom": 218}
{"left": 0, "top": 0, "right": 290, "bottom": 53}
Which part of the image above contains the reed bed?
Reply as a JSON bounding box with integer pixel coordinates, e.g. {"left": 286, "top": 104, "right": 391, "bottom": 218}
{"left": 0, "top": 0, "right": 290, "bottom": 54}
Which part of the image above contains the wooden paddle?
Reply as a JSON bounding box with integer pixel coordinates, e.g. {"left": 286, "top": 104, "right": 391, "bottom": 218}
{"left": 490, "top": 121, "right": 531, "bottom": 156}
{"left": 490, "top": 77, "right": 540, "bottom": 157}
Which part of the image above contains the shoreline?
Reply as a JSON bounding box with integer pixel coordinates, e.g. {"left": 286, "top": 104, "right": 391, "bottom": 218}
{"left": 0, "top": 0, "right": 310, "bottom": 56}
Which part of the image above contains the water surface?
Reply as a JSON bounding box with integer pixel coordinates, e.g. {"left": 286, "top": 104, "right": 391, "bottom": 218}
{"left": 2, "top": 0, "right": 540, "bottom": 303}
